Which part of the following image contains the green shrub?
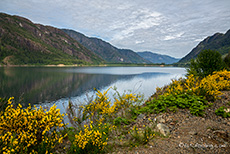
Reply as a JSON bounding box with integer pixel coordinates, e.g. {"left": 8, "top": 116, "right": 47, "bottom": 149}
{"left": 187, "top": 49, "right": 225, "bottom": 77}
{"left": 140, "top": 93, "right": 208, "bottom": 116}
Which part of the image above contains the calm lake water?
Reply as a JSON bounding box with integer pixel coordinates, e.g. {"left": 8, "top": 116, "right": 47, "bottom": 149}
{"left": 0, "top": 66, "right": 186, "bottom": 109}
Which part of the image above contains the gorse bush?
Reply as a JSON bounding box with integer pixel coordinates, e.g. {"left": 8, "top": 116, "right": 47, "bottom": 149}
{"left": 143, "top": 70, "right": 230, "bottom": 116}
{"left": 66, "top": 88, "right": 144, "bottom": 153}
{"left": 163, "top": 70, "right": 230, "bottom": 101}
{"left": 69, "top": 87, "right": 142, "bottom": 127}
{"left": 0, "top": 97, "right": 66, "bottom": 154}
{"left": 69, "top": 122, "right": 109, "bottom": 154}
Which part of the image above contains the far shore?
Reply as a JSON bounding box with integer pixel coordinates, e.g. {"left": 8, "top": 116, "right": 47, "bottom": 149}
{"left": 0, "top": 63, "right": 171, "bottom": 67}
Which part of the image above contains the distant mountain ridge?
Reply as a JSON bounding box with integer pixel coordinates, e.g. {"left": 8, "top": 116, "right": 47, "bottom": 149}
{"left": 0, "top": 13, "right": 103, "bottom": 65}
{"left": 179, "top": 29, "right": 230, "bottom": 63}
{"left": 137, "top": 51, "right": 180, "bottom": 64}
{"left": 62, "top": 29, "right": 151, "bottom": 64}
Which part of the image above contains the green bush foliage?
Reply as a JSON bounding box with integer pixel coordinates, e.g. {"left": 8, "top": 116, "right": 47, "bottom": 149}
{"left": 187, "top": 49, "right": 225, "bottom": 77}
{"left": 140, "top": 93, "right": 208, "bottom": 116}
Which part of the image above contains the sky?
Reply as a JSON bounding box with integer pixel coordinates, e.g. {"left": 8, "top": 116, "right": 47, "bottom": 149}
{"left": 0, "top": 0, "right": 230, "bottom": 58}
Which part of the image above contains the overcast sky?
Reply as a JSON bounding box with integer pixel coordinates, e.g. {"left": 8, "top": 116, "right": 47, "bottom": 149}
{"left": 1, "top": 0, "right": 230, "bottom": 58}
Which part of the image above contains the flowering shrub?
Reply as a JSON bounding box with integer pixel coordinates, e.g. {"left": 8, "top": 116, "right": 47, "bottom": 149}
{"left": 72, "top": 88, "right": 141, "bottom": 126}
{"left": 69, "top": 122, "right": 109, "bottom": 154}
{"left": 80, "top": 88, "right": 116, "bottom": 124}
{"left": 198, "top": 70, "right": 230, "bottom": 100}
{"left": 164, "top": 70, "right": 230, "bottom": 100}
{"left": 0, "top": 97, "right": 66, "bottom": 154}
{"left": 66, "top": 88, "right": 144, "bottom": 153}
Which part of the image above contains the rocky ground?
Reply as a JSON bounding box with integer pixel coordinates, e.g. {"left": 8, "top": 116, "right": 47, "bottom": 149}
{"left": 111, "top": 91, "right": 230, "bottom": 154}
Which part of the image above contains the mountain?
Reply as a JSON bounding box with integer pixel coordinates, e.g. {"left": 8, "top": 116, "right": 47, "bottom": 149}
{"left": 0, "top": 13, "right": 103, "bottom": 65}
{"left": 179, "top": 29, "right": 230, "bottom": 63}
{"left": 62, "top": 29, "right": 150, "bottom": 64}
{"left": 137, "top": 51, "right": 180, "bottom": 64}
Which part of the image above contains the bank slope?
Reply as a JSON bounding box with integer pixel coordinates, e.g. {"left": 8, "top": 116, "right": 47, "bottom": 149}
{"left": 0, "top": 13, "right": 103, "bottom": 65}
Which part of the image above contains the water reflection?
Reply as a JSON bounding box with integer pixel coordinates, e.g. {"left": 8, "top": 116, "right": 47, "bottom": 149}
{"left": 0, "top": 67, "right": 185, "bottom": 107}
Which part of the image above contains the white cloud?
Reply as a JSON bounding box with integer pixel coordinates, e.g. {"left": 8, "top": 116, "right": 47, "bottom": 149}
{"left": 135, "top": 40, "right": 145, "bottom": 44}
{"left": 163, "top": 32, "right": 184, "bottom": 41}
{"left": 110, "top": 8, "right": 164, "bottom": 40}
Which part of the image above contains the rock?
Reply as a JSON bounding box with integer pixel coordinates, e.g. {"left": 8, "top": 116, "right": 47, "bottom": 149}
{"left": 213, "top": 130, "right": 229, "bottom": 141}
{"left": 189, "top": 131, "right": 197, "bottom": 135}
{"left": 136, "top": 113, "right": 145, "bottom": 121}
{"left": 156, "top": 115, "right": 166, "bottom": 123}
{"left": 224, "top": 108, "right": 230, "bottom": 113}
{"left": 156, "top": 123, "right": 170, "bottom": 136}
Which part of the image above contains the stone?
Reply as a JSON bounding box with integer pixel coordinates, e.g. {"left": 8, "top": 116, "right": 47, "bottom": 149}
{"left": 189, "top": 131, "right": 197, "bottom": 135}
{"left": 156, "top": 123, "right": 170, "bottom": 136}
{"left": 136, "top": 113, "right": 145, "bottom": 121}
{"left": 156, "top": 115, "right": 166, "bottom": 123}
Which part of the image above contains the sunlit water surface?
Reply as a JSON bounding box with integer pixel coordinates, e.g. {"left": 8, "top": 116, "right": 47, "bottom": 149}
{"left": 0, "top": 66, "right": 186, "bottom": 120}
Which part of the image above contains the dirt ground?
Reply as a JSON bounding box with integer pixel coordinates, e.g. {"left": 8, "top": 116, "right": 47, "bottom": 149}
{"left": 111, "top": 91, "right": 230, "bottom": 154}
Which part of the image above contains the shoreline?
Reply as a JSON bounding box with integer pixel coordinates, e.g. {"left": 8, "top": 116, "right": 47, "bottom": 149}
{"left": 0, "top": 64, "right": 172, "bottom": 68}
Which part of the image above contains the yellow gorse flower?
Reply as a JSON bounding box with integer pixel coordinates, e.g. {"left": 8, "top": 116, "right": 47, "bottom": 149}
{"left": 0, "top": 99, "right": 66, "bottom": 154}
{"left": 74, "top": 123, "right": 108, "bottom": 150}
{"left": 164, "top": 70, "right": 230, "bottom": 100}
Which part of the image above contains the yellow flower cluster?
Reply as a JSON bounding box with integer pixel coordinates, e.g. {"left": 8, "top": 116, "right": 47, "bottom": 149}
{"left": 198, "top": 70, "right": 230, "bottom": 99}
{"left": 164, "top": 70, "right": 230, "bottom": 100}
{"left": 74, "top": 123, "right": 108, "bottom": 151}
{"left": 82, "top": 88, "right": 116, "bottom": 123}
{"left": 81, "top": 88, "right": 140, "bottom": 123}
{"left": 114, "top": 93, "right": 139, "bottom": 109}
{"left": 0, "top": 97, "right": 66, "bottom": 154}
{"left": 72, "top": 88, "right": 141, "bottom": 151}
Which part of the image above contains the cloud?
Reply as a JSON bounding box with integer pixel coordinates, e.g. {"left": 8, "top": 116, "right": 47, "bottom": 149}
{"left": 0, "top": 0, "right": 230, "bottom": 58}
{"left": 135, "top": 40, "right": 145, "bottom": 44}
{"left": 110, "top": 8, "right": 164, "bottom": 41}
{"left": 163, "top": 32, "right": 184, "bottom": 41}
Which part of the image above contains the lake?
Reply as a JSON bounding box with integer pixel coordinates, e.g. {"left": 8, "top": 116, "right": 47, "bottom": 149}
{"left": 0, "top": 66, "right": 186, "bottom": 109}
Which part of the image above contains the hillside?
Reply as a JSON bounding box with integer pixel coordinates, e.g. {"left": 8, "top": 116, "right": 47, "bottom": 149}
{"left": 137, "top": 51, "right": 180, "bottom": 64}
{"left": 0, "top": 13, "right": 103, "bottom": 65}
{"left": 179, "top": 29, "right": 230, "bottom": 63}
{"left": 62, "top": 29, "right": 151, "bottom": 64}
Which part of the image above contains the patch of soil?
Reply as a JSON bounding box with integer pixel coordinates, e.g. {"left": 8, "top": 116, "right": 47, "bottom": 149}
{"left": 112, "top": 91, "right": 230, "bottom": 154}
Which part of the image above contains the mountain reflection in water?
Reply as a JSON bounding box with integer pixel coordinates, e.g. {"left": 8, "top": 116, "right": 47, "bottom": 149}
{"left": 0, "top": 67, "right": 185, "bottom": 106}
